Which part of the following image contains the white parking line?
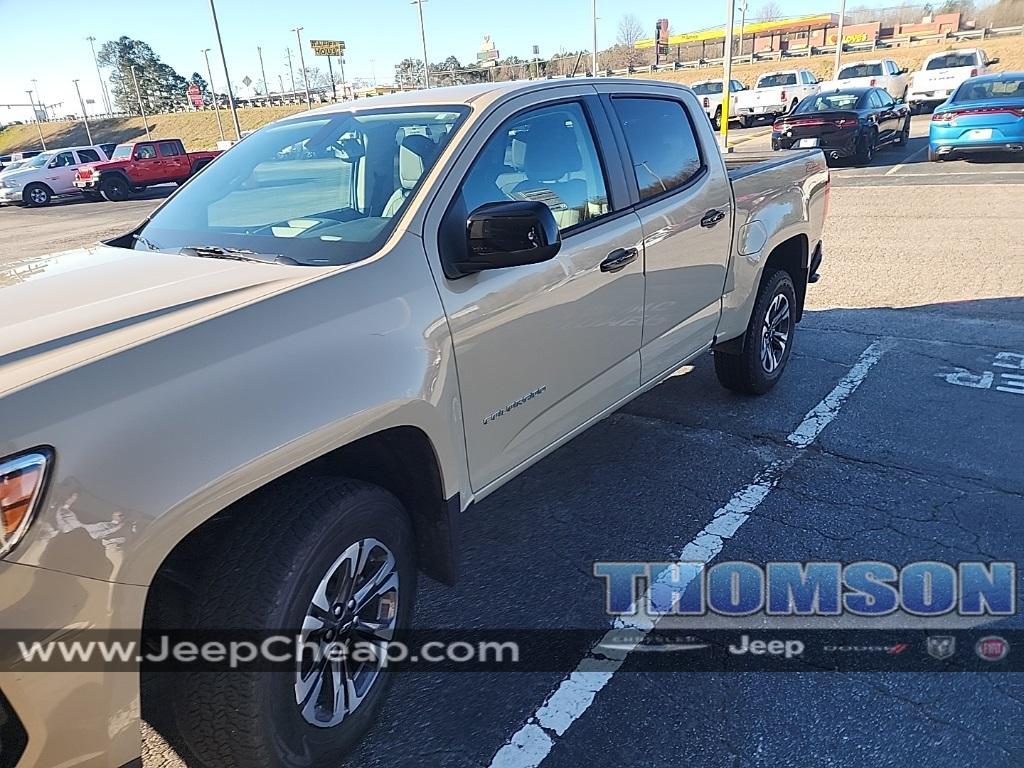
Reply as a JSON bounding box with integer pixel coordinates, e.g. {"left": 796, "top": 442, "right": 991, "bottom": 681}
{"left": 487, "top": 339, "right": 890, "bottom": 768}
{"left": 884, "top": 144, "right": 930, "bottom": 176}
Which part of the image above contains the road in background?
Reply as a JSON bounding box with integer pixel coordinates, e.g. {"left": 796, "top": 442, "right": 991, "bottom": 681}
{"left": 3, "top": 117, "right": 1023, "bottom": 768}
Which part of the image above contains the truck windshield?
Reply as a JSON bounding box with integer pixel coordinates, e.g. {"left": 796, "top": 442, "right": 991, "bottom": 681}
{"left": 838, "top": 64, "right": 883, "bottom": 78}
{"left": 757, "top": 73, "right": 797, "bottom": 88}
{"left": 23, "top": 153, "right": 53, "bottom": 169}
{"left": 692, "top": 82, "right": 723, "bottom": 95}
{"left": 133, "top": 106, "right": 468, "bottom": 266}
{"left": 926, "top": 53, "right": 976, "bottom": 70}
{"left": 111, "top": 145, "right": 133, "bottom": 159}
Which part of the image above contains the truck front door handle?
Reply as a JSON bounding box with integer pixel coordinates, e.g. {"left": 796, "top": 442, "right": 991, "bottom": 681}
{"left": 600, "top": 247, "right": 639, "bottom": 273}
{"left": 701, "top": 209, "right": 726, "bottom": 228}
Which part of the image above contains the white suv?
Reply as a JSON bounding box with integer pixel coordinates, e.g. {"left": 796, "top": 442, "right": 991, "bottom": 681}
{"left": 0, "top": 145, "right": 111, "bottom": 206}
{"left": 822, "top": 59, "right": 909, "bottom": 101}
{"left": 907, "top": 48, "right": 999, "bottom": 112}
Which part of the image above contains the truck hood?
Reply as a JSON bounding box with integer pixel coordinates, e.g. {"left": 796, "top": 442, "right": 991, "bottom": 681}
{"left": 0, "top": 168, "right": 38, "bottom": 185}
{"left": 0, "top": 243, "right": 323, "bottom": 396}
{"left": 77, "top": 159, "right": 128, "bottom": 175}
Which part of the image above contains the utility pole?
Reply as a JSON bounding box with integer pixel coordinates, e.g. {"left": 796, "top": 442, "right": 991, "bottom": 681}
{"left": 371, "top": 59, "right": 377, "bottom": 87}
{"left": 591, "top": 0, "right": 598, "bottom": 76}
{"left": 25, "top": 91, "right": 46, "bottom": 150}
{"left": 278, "top": 74, "right": 285, "bottom": 95}
{"left": 737, "top": 0, "right": 749, "bottom": 57}
{"left": 338, "top": 56, "right": 347, "bottom": 99}
{"left": 202, "top": 48, "right": 226, "bottom": 142}
{"left": 411, "top": 0, "right": 431, "bottom": 88}
{"left": 326, "top": 55, "right": 337, "bottom": 101}
{"left": 209, "top": 0, "right": 242, "bottom": 139}
{"left": 72, "top": 79, "right": 93, "bottom": 144}
{"left": 293, "top": 27, "right": 312, "bottom": 108}
{"left": 130, "top": 66, "right": 152, "bottom": 139}
{"left": 720, "top": 0, "right": 737, "bottom": 150}
{"left": 833, "top": 0, "right": 847, "bottom": 78}
{"left": 31, "top": 80, "right": 46, "bottom": 121}
{"left": 286, "top": 47, "right": 296, "bottom": 96}
{"left": 257, "top": 45, "right": 270, "bottom": 98}
{"left": 86, "top": 36, "right": 112, "bottom": 113}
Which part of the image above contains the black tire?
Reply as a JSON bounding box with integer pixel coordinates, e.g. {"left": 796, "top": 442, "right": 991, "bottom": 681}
{"left": 22, "top": 182, "right": 51, "bottom": 207}
{"left": 737, "top": 116, "right": 749, "bottom": 129}
{"left": 99, "top": 175, "right": 130, "bottom": 202}
{"left": 712, "top": 106, "right": 722, "bottom": 131}
{"left": 928, "top": 146, "right": 942, "bottom": 162}
{"left": 714, "top": 269, "right": 797, "bottom": 395}
{"left": 853, "top": 132, "right": 875, "bottom": 165}
{"left": 174, "top": 477, "right": 416, "bottom": 768}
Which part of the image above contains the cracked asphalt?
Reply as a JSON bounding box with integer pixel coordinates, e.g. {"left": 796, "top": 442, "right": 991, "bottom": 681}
{"left": 6, "top": 115, "right": 1023, "bottom": 767}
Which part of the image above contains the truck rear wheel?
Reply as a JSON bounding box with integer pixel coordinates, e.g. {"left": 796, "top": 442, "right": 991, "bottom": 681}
{"left": 99, "top": 176, "right": 129, "bottom": 202}
{"left": 712, "top": 106, "right": 722, "bottom": 131}
{"left": 174, "top": 477, "right": 416, "bottom": 768}
{"left": 714, "top": 268, "right": 797, "bottom": 395}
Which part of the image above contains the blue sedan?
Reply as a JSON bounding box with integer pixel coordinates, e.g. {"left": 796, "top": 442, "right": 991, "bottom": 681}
{"left": 929, "top": 72, "right": 1024, "bottom": 161}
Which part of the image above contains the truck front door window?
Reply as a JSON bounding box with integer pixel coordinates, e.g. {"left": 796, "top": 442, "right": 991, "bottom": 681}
{"left": 136, "top": 146, "right": 157, "bottom": 160}
{"left": 460, "top": 102, "right": 609, "bottom": 232}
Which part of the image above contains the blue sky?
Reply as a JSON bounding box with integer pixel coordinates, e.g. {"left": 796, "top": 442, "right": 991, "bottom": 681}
{"left": 1, "top": 0, "right": 885, "bottom": 123}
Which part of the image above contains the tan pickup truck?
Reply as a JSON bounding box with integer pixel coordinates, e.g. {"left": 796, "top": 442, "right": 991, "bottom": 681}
{"left": 0, "top": 79, "right": 828, "bottom": 768}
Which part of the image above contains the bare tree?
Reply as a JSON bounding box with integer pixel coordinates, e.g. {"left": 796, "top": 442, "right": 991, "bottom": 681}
{"left": 617, "top": 13, "right": 645, "bottom": 48}
{"left": 758, "top": 1, "right": 784, "bottom": 20}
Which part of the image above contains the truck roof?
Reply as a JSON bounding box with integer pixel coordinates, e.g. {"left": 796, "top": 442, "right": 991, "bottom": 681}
{"left": 302, "top": 78, "right": 689, "bottom": 117}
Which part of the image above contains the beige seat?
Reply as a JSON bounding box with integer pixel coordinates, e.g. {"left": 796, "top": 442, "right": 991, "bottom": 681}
{"left": 508, "top": 116, "right": 589, "bottom": 229}
{"left": 383, "top": 135, "right": 439, "bottom": 217}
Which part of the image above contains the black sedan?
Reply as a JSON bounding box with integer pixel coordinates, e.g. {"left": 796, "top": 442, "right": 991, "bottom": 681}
{"left": 772, "top": 87, "right": 912, "bottom": 165}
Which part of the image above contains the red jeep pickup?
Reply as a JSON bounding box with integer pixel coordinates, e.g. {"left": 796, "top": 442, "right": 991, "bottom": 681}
{"left": 74, "top": 138, "right": 221, "bottom": 201}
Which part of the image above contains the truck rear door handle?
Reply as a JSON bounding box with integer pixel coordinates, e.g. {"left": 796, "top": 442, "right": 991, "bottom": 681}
{"left": 600, "top": 247, "right": 638, "bottom": 273}
{"left": 701, "top": 209, "right": 726, "bottom": 228}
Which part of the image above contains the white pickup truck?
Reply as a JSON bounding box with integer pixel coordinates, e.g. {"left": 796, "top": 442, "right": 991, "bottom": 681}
{"left": 907, "top": 48, "right": 999, "bottom": 112}
{"left": 734, "top": 69, "right": 822, "bottom": 126}
{"left": 821, "top": 58, "right": 910, "bottom": 101}
{"left": 0, "top": 79, "right": 828, "bottom": 768}
{"left": 0, "top": 145, "right": 111, "bottom": 206}
{"left": 692, "top": 78, "right": 748, "bottom": 129}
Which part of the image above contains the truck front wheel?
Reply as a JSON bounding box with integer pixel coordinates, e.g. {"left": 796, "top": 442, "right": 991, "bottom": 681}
{"left": 174, "top": 477, "right": 416, "bottom": 767}
{"left": 99, "top": 176, "right": 129, "bottom": 202}
{"left": 714, "top": 268, "right": 797, "bottom": 395}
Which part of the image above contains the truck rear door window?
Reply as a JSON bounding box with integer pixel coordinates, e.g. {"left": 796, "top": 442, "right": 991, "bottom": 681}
{"left": 159, "top": 142, "right": 181, "bottom": 157}
{"left": 611, "top": 97, "right": 703, "bottom": 202}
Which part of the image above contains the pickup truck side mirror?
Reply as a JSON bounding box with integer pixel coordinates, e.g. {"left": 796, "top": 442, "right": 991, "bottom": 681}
{"left": 453, "top": 201, "right": 561, "bottom": 276}
{"left": 988, "top": 58, "right": 1000, "bottom": 65}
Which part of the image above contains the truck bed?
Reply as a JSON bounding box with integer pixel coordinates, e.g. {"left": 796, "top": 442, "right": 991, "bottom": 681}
{"left": 724, "top": 149, "right": 821, "bottom": 181}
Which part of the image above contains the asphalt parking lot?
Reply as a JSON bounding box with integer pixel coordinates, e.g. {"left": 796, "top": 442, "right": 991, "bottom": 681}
{"left": 5, "top": 113, "right": 1024, "bottom": 768}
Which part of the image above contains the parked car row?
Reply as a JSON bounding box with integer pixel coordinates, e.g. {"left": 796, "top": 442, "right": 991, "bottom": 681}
{"left": 0, "top": 139, "right": 220, "bottom": 207}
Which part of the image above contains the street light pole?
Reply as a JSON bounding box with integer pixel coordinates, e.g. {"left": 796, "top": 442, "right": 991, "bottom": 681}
{"left": 720, "top": 0, "right": 737, "bottom": 151}
{"left": 591, "top": 0, "right": 598, "bottom": 76}
{"left": 833, "top": 0, "right": 847, "bottom": 78}
{"left": 737, "top": 0, "right": 749, "bottom": 57}
{"left": 86, "top": 36, "right": 112, "bottom": 114}
{"left": 286, "top": 47, "right": 296, "bottom": 96}
{"left": 208, "top": 0, "right": 242, "bottom": 140}
{"left": 25, "top": 90, "right": 46, "bottom": 150}
{"left": 411, "top": 0, "right": 431, "bottom": 88}
{"left": 72, "top": 79, "right": 93, "bottom": 144}
{"left": 257, "top": 45, "right": 270, "bottom": 99}
{"left": 338, "top": 56, "right": 347, "bottom": 100}
{"left": 202, "top": 48, "right": 226, "bottom": 142}
{"left": 293, "top": 27, "right": 312, "bottom": 108}
{"left": 130, "top": 66, "right": 152, "bottom": 139}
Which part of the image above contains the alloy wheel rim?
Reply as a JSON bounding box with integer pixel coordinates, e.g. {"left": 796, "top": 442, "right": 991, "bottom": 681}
{"left": 294, "top": 537, "right": 399, "bottom": 728}
{"left": 29, "top": 188, "right": 46, "bottom": 204}
{"left": 760, "top": 292, "right": 791, "bottom": 374}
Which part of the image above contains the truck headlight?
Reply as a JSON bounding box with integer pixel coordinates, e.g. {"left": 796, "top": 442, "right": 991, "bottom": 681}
{"left": 0, "top": 449, "right": 52, "bottom": 559}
